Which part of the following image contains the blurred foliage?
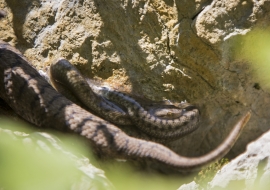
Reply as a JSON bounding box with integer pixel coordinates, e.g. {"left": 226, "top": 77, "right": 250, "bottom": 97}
{"left": 236, "top": 28, "right": 270, "bottom": 90}
{"left": 0, "top": 118, "right": 193, "bottom": 190}
{"left": 194, "top": 158, "right": 229, "bottom": 189}
{"left": 0, "top": 118, "right": 112, "bottom": 190}
{"left": 104, "top": 163, "right": 191, "bottom": 190}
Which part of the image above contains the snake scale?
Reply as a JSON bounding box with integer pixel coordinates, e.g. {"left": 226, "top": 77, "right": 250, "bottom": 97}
{"left": 0, "top": 39, "right": 251, "bottom": 171}
{"left": 50, "top": 59, "right": 200, "bottom": 139}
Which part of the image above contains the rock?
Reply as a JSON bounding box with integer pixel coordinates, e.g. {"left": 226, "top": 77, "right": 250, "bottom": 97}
{"left": 178, "top": 181, "right": 199, "bottom": 190}
{"left": 178, "top": 130, "right": 270, "bottom": 189}
{"left": 0, "top": 1, "right": 16, "bottom": 45}
{"left": 208, "top": 129, "right": 270, "bottom": 190}
{"left": 0, "top": 0, "right": 270, "bottom": 160}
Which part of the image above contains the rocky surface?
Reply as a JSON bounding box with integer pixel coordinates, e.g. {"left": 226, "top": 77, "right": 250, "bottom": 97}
{"left": 0, "top": 0, "right": 270, "bottom": 160}
{"left": 178, "top": 129, "right": 270, "bottom": 190}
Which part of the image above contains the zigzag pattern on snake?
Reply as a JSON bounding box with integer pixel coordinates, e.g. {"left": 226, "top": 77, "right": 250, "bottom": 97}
{"left": 0, "top": 40, "right": 251, "bottom": 172}
{"left": 49, "top": 59, "right": 200, "bottom": 139}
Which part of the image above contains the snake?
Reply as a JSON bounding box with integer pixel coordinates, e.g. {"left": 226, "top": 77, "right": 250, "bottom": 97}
{"left": 0, "top": 38, "right": 251, "bottom": 172}
{"left": 49, "top": 58, "right": 200, "bottom": 139}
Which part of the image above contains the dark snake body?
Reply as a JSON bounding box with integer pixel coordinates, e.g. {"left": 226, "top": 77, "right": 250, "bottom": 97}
{"left": 50, "top": 59, "right": 200, "bottom": 139}
{"left": 49, "top": 59, "right": 133, "bottom": 126}
{"left": 98, "top": 87, "right": 199, "bottom": 139}
{"left": 0, "top": 41, "right": 251, "bottom": 172}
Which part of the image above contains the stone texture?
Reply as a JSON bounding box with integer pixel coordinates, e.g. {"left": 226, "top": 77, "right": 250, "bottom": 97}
{"left": 0, "top": 0, "right": 270, "bottom": 160}
{"left": 178, "top": 129, "right": 270, "bottom": 190}
{"left": 178, "top": 181, "right": 199, "bottom": 190}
